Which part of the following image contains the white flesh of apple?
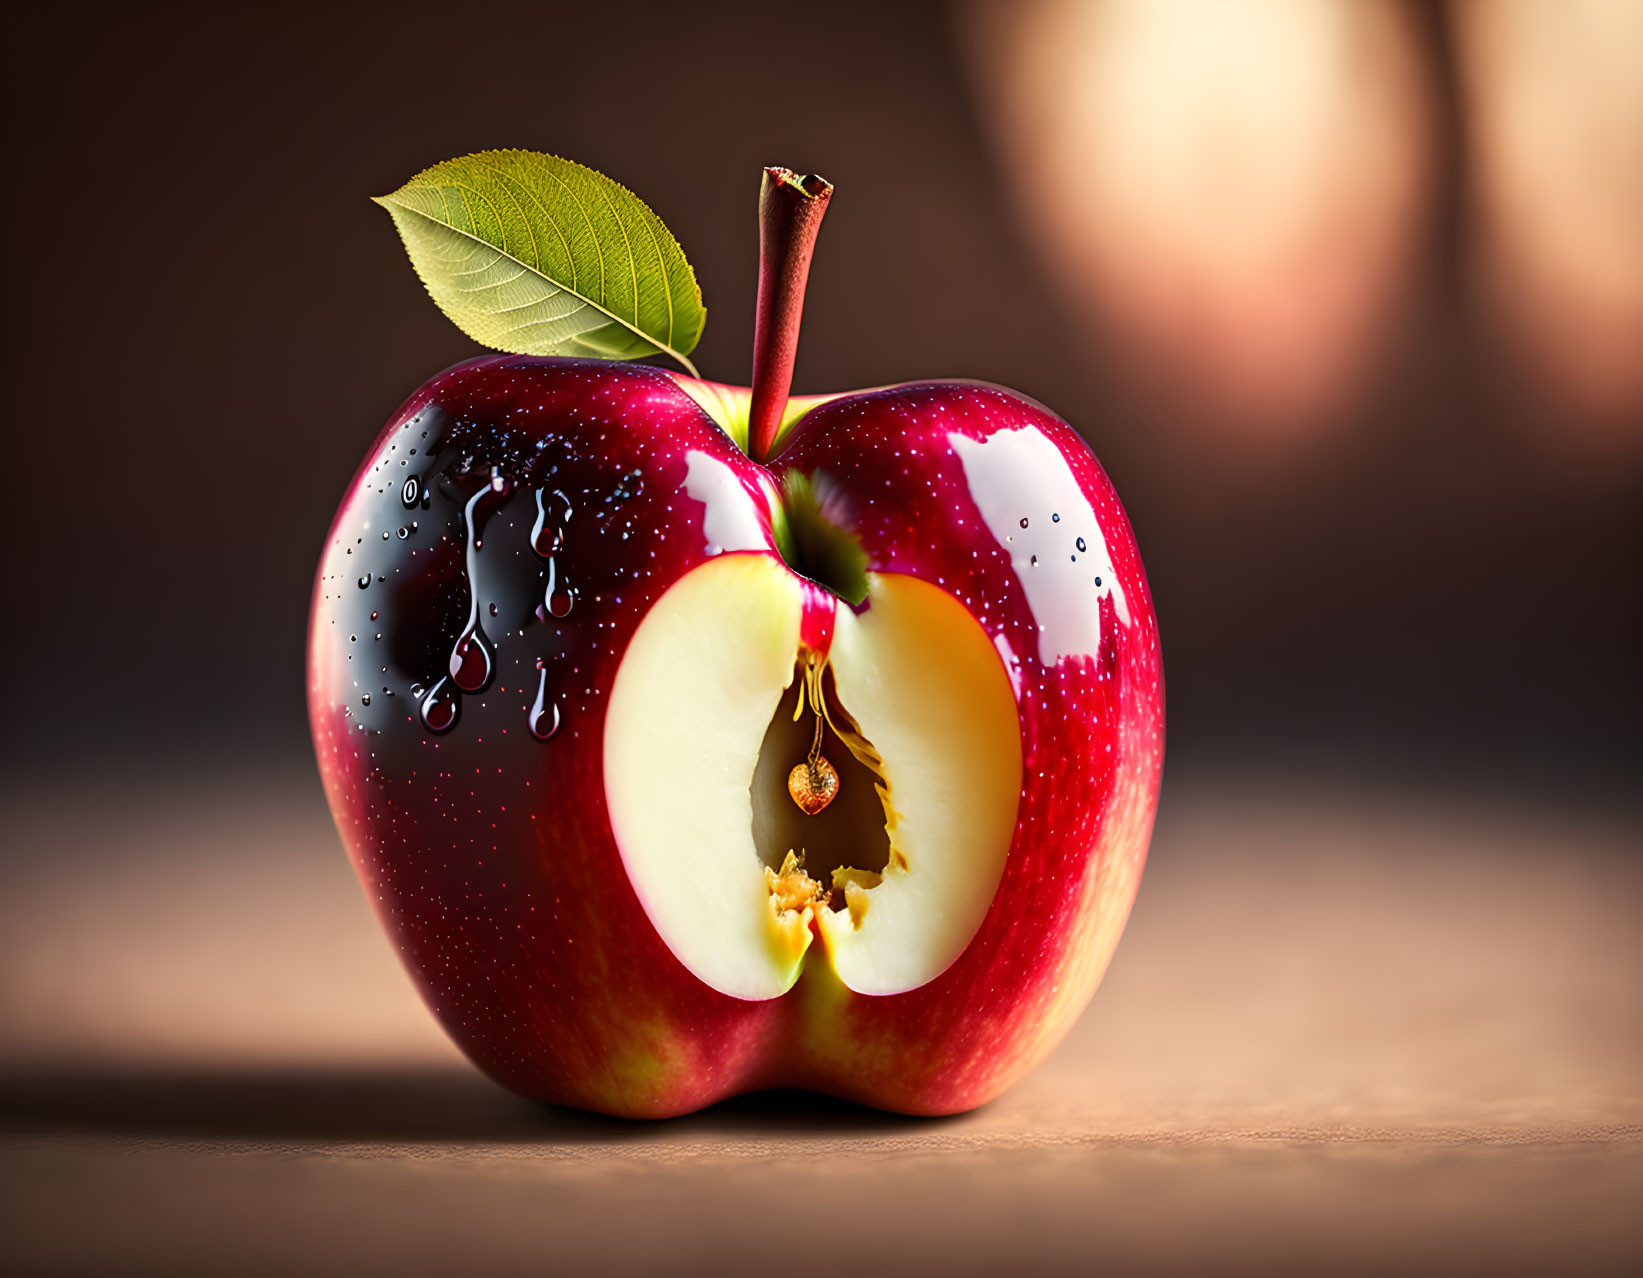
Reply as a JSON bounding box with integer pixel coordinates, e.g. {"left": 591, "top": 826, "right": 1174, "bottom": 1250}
{"left": 603, "top": 553, "right": 1022, "bottom": 1000}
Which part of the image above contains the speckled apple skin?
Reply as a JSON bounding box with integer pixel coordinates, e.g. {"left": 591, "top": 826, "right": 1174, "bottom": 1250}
{"left": 309, "top": 355, "right": 1162, "bottom": 1117}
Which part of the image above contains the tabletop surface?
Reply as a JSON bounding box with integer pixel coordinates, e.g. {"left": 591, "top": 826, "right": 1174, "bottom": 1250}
{"left": 2, "top": 769, "right": 1639, "bottom": 1276}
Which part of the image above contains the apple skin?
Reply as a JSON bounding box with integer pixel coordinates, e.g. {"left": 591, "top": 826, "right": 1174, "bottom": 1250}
{"left": 309, "top": 354, "right": 1162, "bottom": 1117}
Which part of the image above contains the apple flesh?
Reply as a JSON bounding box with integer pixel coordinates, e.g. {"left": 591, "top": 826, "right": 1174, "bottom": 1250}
{"left": 309, "top": 354, "right": 1161, "bottom": 1117}
{"left": 606, "top": 553, "right": 1023, "bottom": 999}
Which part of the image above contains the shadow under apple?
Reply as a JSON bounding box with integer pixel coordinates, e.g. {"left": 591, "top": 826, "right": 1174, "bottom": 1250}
{"left": 0, "top": 1064, "right": 962, "bottom": 1145}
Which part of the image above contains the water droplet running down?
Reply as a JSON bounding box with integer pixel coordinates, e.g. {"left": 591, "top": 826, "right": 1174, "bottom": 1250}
{"left": 530, "top": 488, "right": 573, "bottom": 559}
{"left": 419, "top": 678, "right": 459, "bottom": 733}
{"left": 528, "top": 666, "right": 561, "bottom": 741}
{"left": 540, "top": 557, "right": 577, "bottom": 619}
{"left": 444, "top": 478, "right": 507, "bottom": 697}
{"left": 449, "top": 634, "right": 492, "bottom": 691}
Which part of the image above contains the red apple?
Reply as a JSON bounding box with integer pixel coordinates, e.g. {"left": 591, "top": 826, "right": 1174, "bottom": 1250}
{"left": 309, "top": 168, "right": 1162, "bottom": 1116}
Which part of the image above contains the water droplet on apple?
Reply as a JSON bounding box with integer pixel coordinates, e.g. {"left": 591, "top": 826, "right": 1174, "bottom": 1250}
{"left": 536, "top": 554, "right": 577, "bottom": 619}
{"left": 1019, "top": 517, "right": 1029, "bottom": 529}
{"left": 530, "top": 487, "right": 573, "bottom": 558}
{"left": 528, "top": 667, "right": 561, "bottom": 741}
{"left": 357, "top": 575, "right": 371, "bottom": 589}
{"left": 402, "top": 476, "right": 420, "bottom": 507}
{"left": 419, "top": 678, "right": 459, "bottom": 733}
{"left": 1076, "top": 536, "right": 1087, "bottom": 553}
{"left": 361, "top": 693, "right": 371, "bottom": 706}
{"left": 447, "top": 478, "right": 510, "bottom": 694}
{"left": 450, "top": 631, "right": 493, "bottom": 692}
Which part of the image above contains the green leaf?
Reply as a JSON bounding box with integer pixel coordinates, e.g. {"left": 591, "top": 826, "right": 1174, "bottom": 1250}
{"left": 375, "top": 150, "right": 705, "bottom": 375}
{"left": 779, "top": 470, "right": 870, "bottom": 606}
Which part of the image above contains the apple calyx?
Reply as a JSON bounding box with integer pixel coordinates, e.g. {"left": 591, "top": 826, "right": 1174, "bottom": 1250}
{"left": 748, "top": 167, "right": 833, "bottom": 463}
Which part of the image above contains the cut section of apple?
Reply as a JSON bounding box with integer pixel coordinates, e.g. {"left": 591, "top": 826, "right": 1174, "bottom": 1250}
{"left": 604, "top": 553, "right": 1022, "bottom": 1000}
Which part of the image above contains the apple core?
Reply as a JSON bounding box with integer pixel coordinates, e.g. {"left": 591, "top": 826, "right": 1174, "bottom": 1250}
{"left": 603, "top": 553, "right": 1023, "bottom": 1001}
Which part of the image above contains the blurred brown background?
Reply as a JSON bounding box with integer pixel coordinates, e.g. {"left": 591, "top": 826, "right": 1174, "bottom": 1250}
{"left": 1, "top": 0, "right": 1638, "bottom": 790}
{"left": 2, "top": 2, "right": 1640, "bottom": 1274}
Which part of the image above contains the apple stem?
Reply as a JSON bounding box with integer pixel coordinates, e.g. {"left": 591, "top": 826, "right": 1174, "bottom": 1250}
{"left": 748, "top": 167, "right": 833, "bottom": 463}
